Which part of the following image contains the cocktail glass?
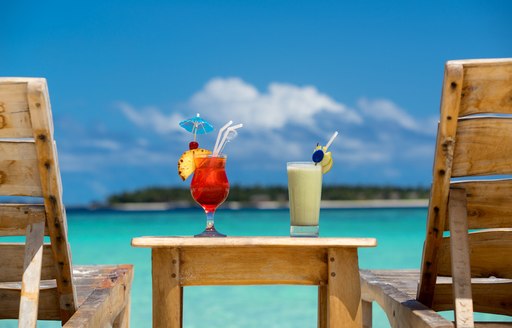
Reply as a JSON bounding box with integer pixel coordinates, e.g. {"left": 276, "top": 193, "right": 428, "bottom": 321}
{"left": 191, "top": 154, "right": 229, "bottom": 237}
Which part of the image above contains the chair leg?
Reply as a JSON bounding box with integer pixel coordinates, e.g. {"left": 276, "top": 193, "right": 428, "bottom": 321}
{"left": 113, "top": 304, "right": 131, "bottom": 328}
{"left": 362, "top": 300, "right": 372, "bottom": 328}
{"left": 448, "top": 188, "right": 474, "bottom": 327}
{"left": 18, "top": 222, "right": 45, "bottom": 328}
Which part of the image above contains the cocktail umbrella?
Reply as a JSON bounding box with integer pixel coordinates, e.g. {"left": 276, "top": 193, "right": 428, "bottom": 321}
{"left": 179, "top": 113, "right": 214, "bottom": 141}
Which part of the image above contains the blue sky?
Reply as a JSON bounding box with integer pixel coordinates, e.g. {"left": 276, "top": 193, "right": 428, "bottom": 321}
{"left": 2, "top": 1, "right": 511, "bottom": 205}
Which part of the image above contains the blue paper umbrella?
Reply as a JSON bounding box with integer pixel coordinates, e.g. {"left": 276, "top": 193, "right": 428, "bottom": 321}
{"left": 179, "top": 113, "right": 214, "bottom": 140}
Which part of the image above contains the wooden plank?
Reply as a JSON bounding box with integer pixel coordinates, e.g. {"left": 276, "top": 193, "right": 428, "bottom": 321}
{"left": 0, "top": 265, "right": 134, "bottom": 322}
{"left": 418, "top": 61, "right": 464, "bottom": 307}
{"left": 458, "top": 60, "right": 512, "bottom": 117}
{"left": 437, "top": 229, "right": 512, "bottom": 278}
{"left": 27, "top": 79, "right": 77, "bottom": 321}
{"left": 452, "top": 117, "right": 512, "bottom": 177}
{"left": 0, "top": 203, "right": 47, "bottom": 236}
{"left": 432, "top": 277, "right": 512, "bottom": 316}
{"left": 132, "top": 236, "right": 377, "bottom": 248}
{"left": 444, "top": 179, "right": 512, "bottom": 230}
{"left": 0, "top": 140, "right": 42, "bottom": 196}
{"left": 18, "top": 222, "right": 45, "bottom": 328}
{"left": 0, "top": 243, "right": 56, "bottom": 282}
{"left": 318, "top": 285, "right": 328, "bottom": 328}
{"left": 62, "top": 265, "right": 134, "bottom": 328}
{"left": 447, "top": 188, "right": 474, "bottom": 327}
{"left": 361, "top": 269, "right": 454, "bottom": 327}
{"left": 327, "top": 248, "right": 361, "bottom": 328}
{"left": 362, "top": 300, "right": 372, "bottom": 328}
{"left": 180, "top": 246, "right": 327, "bottom": 286}
{"left": 0, "top": 281, "right": 60, "bottom": 320}
{"left": 152, "top": 248, "right": 181, "bottom": 328}
{"left": 0, "top": 81, "right": 33, "bottom": 138}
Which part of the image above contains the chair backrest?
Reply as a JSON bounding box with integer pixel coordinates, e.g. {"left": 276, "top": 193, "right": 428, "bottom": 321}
{"left": 417, "top": 59, "right": 512, "bottom": 317}
{"left": 0, "top": 78, "right": 76, "bottom": 324}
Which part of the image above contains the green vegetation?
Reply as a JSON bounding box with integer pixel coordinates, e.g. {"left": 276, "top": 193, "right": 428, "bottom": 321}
{"left": 106, "top": 185, "right": 429, "bottom": 204}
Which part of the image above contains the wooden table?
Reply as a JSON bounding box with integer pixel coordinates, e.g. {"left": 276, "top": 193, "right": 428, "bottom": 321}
{"left": 131, "top": 237, "right": 377, "bottom": 328}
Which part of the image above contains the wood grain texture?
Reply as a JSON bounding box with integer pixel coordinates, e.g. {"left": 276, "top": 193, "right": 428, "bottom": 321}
{"left": 0, "top": 243, "right": 56, "bottom": 282}
{"left": 27, "top": 79, "right": 77, "bottom": 320}
{"left": 132, "top": 236, "right": 377, "bottom": 248}
{"left": 437, "top": 229, "right": 512, "bottom": 279}
{"left": 418, "top": 61, "right": 464, "bottom": 307}
{"left": 18, "top": 222, "right": 45, "bottom": 328}
{"left": 452, "top": 117, "right": 512, "bottom": 177}
{"left": 0, "top": 204, "right": 47, "bottom": 236}
{"left": 0, "top": 265, "right": 134, "bottom": 323}
{"left": 180, "top": 246, "right": 327, "bottom": 286}
{"left": 327, "top": 248, "right": 361, "bottom": 328}
{"left": 433, "top": 277, "right": 512, "bottom": 316}
{"left": 458, "top": 60, "right": 512, "bottom": 116}
{"left": 447, "top": 189, "right": 474, "bottom": 327}
{"left": 152, "top": 248, "right": 181, "bottom": 328}
{"left": 0, "top": 81, "right": 33, "bottom": 138}
{"left": 63, "top": 265, "right": 134, "bottom": 328}
{"left": 318, "top": 285, "right": 328, "bottom": 328}
{"left": 446, "top": 179, "right": 512, "bottom": 230}
{"left": 361, "top": 269, "right": 512, "bottom": 326}
{"left": 0, "top": 140, "right": 42, "bottom": 196}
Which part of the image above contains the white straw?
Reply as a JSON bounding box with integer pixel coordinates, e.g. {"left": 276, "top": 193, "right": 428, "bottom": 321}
{"left": 213, "top": 120, "right": 233, "bottom": 155}
{"left": 216, "top": 123, "right": 243, "bottom": 155}
{"left": 324, "top": 131, "right": 339, "bottom": 150}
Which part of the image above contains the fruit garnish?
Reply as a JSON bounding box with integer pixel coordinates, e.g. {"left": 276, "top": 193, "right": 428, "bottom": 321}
{"left": 313, "top": 145, "right": 333, "bottom": 174}
{"left": 189, "top": 141, "right": 199, "bottom": 150}
{"left": 177, "top": 148, "right": 212, "bottom": 181}
{"left": 320, "top": 150, "right": 333, "bottom": 174}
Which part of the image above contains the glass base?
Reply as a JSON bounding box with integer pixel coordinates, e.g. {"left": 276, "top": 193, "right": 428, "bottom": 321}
{"left": 290, "top": 225, "right": 319, "bottom": 237}
{"left": 194, "top": 227, "right": 227, "bottom": 237}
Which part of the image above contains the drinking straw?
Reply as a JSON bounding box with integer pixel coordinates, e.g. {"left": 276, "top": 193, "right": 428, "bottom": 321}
{"left": 215, "top": 123, "right": 243, "bottom": 156}
{"left": 324, "top": 131, "right": 339, "bottom": 150}
{"left": 213, "top": 120, "right": 233, "bottom": 155}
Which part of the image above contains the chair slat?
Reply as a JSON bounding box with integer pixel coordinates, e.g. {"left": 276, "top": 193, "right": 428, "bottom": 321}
{"left": 19, "top": 222, "right": 45, "bottom": 328}
{"left": 0, "top": 282, "right": 59, "bottom": 320}
{"left": 452, "top": 117, "right": 512, "bottom": 177}
{"left": 0, "top": 82, "right": 33, "bottom": 138}
{"left": 433, "top": 277, "right": 512, "bottom": 316}
{"left": 459, "top": 60, "right": 512, "bottom": 117}
{"left": 0, "top": 140, "right": 42, "bottom": 196}
{"left": 0, "top": 204, "right": 47, "bottom": 236}
{"left": 437, "top": 229, "right": 512, "bottom": 278}
{"left": 0, "top": 244, "right": 56, "bottom": 282}
{"left": 444, "top": 180, "right": 512, "bottom": 230}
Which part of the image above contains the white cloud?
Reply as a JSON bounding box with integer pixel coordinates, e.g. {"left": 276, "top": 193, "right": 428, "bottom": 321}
{"left": 117, "top": 102, "right": 185, "bottom": 134}
{"left": 189, "top": 77, "right": 362, "bottom": 130}
{"left": 357, "top": 98, "right": 423, "bottom": 133}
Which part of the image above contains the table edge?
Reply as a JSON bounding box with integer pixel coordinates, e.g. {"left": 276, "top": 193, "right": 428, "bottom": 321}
{"left": 131, "top": 236, "right": 377, "bottom": 248}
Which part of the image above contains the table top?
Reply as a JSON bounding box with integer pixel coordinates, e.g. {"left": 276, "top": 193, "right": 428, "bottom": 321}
{"left": 131, "top": 236, "right": 377, "bottom": 248}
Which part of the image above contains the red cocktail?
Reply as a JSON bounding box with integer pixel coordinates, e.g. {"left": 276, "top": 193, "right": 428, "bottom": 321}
{"left": 191, "top": 154, "right": 229, "bottom": 237}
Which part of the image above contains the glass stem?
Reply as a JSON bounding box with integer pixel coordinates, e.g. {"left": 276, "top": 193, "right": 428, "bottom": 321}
{"left": 205, "top": 211, "right": 216, "bottom": 231}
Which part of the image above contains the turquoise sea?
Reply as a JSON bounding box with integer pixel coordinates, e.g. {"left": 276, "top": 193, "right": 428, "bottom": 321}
{"left": 6, "top": 207, "right": 510, "bottom": 327}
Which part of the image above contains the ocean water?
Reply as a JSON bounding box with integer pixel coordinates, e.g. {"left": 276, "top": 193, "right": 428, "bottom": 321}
{"left": 5, "top": 208, "right": 510, "bottom": 327}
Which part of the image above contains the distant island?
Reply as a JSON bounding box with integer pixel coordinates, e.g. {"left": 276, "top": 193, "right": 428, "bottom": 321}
{"left": 101, "top": 185, "right": 430, "bottom": 211}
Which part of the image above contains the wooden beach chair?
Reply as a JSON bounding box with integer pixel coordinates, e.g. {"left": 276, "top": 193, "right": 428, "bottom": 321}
{"left": 361, "top": 58, "right": 512, "bottom": 327}
{"left": 0, "top": 78, "right": 133, "bottom": 327}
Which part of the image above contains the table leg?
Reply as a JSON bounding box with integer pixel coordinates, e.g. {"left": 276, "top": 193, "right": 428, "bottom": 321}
{"left": 327, "top": 248, "right": 362, "bottom": 328}
{"left": 152, "top": 248, "right": 182, "bottom": 328}
{"left": 318, "top": 285, "right": 328, "bottom": 328}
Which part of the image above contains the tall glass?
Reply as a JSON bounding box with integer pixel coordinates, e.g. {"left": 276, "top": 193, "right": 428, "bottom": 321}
{"left": 287, "top": 162, "right": 322, "bottom": 237}
{"left": 191, "top": 154, "right": 229, "bottom": 237}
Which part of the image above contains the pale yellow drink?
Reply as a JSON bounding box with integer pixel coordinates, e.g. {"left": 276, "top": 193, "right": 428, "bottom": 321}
{"left": 287, "top": 162, "right": 322, "bottom": 237}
